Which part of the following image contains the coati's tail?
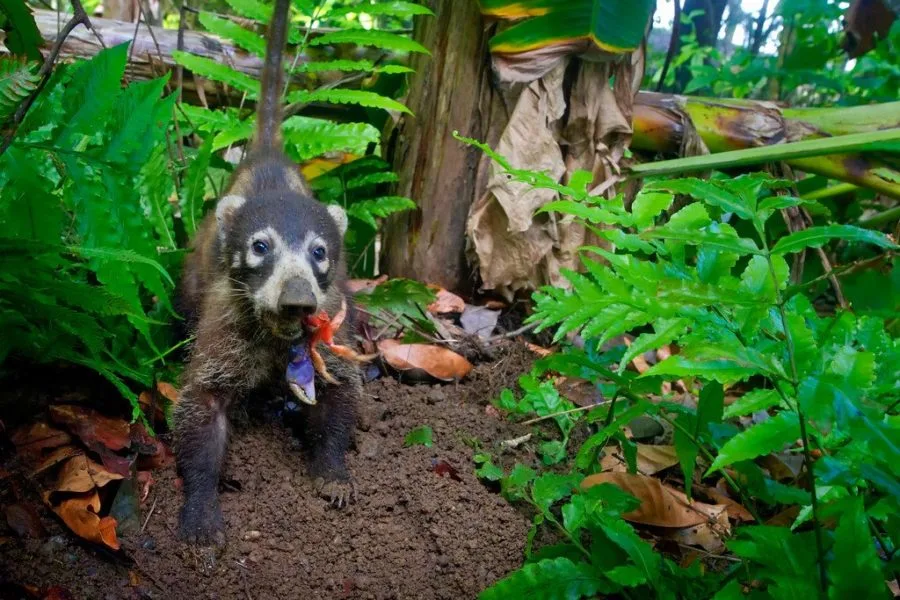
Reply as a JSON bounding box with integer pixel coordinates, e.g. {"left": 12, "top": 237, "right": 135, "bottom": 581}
{"left": 253, "top": 0, "right": 291, "bottom": 153}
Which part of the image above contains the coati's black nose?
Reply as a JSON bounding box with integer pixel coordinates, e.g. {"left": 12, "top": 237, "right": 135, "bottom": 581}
{"left": 278, "top": 278, "right": 317, "bottom": 319}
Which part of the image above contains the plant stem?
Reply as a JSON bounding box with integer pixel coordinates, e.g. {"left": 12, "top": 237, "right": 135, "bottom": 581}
{"left": 659, "top": 414, "right": 764, "bottom": 524}
{"left": 519, "top": 401, "right": 611, "bottom": 426}
{"left": 762, "top": 243, "right": 828, "bottom": 597}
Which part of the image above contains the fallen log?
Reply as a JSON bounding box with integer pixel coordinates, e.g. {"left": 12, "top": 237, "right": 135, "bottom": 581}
{"left": 8, "top": 9, "right": 399, "bottom": 105}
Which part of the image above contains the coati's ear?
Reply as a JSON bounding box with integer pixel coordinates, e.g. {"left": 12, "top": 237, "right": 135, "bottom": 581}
{"left": 326, "top": 204, "right": 348, "bottom": 237}
{"left": 215, "top": 194, "right": 246, "bottom": 239}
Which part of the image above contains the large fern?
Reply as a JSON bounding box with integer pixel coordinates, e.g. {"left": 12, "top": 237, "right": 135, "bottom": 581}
{"left": 0, "top": 42, "right": 180, "bottom": 418}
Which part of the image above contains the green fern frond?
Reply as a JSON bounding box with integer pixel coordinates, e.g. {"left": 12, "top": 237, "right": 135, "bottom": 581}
{"left": 282, "top": 116, "right": 381, "bottom": 160}
{"left": 346, "top": 196, "right": 416, "bottom": 229}
{"left": 287, "top": 88, "right": 411, "bottom": 114}
{"left": 0, "top": 57, "right": 39, "bottom": 120}
{"left": 223, "top": 0, "right": 271, "bottom": 22}
{"left": 346, "top": 172, "right": 399, "bottom": 190}
{"left": 198, "top": 11, "right": 267, "bottom": 57}
{"left": 172, "top": 51, "right": 258, "bottom": 98}
{"left": 309, "top": 30, "right": 430, "bottom": 55}
{"left": 294, "top": 59, "right": 377, "bottom": 73}
{"left": 326, "top": 1, "right": 435, "bottom": 18}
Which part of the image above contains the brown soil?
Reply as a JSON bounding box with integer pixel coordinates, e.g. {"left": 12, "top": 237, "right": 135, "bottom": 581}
{"left": 0, "top": 344, "right": 538, "bottom": 600}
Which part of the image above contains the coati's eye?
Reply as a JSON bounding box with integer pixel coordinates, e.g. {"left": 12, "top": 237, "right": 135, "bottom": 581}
{"left": 251, "top": 240, "right": 269, "bottom": 256}
{"left": 312, "top": 246, "right": 327, "bottom": 262}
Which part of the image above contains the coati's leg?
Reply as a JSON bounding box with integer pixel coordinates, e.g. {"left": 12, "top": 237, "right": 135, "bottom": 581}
{"left": 303, "top": 355, "right": 361, "bottom": 507}
{"left": 173, "top": 387, "right": 231, "bottom": 545}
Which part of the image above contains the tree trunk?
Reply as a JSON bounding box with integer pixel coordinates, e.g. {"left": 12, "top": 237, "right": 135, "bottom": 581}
{"left": 380, "top": 0, "right": 507, "bottom": 293}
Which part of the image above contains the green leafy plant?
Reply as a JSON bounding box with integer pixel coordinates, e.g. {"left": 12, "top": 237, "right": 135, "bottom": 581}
{"left": 0, "top": 43, "right": 181, "bottom": 418}
{"left": 174, "top": 0, "right": 431, "bottom": 275}
{"left": 404, "top": 425, "right": 433, "bottom": 447}
{"left": 458, "top": 133, "right": 899, "bottom": 599}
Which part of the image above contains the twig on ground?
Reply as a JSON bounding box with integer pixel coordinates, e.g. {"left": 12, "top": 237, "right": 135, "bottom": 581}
{"left": 500, "top": 433, "right": 532, "bottom": 450}
{"left": 140, "top": 497, "right": 157, "bottom": 534}
{"left": 484, "top": 322, "right": 539, "bottom": 344}
{"left": 0, "top": 0, "right": 96, "bottom": 156}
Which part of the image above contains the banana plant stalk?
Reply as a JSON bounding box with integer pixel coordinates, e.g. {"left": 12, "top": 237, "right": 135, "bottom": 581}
{"left": 631, "top": 92, "right": 900, "bottom": 199}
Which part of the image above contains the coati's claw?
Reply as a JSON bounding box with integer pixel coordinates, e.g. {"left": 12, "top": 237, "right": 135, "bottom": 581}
{"left": 314, "top": 477, "right": 357, "bottom": 508}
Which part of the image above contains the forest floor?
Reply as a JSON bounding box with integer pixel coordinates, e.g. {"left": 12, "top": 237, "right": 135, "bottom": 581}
{"left": 0, "top": 344, "right": 539, "bottom": 600}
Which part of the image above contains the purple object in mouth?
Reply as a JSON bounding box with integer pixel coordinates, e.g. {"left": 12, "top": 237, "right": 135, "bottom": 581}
{"left": 286, "top": 343, "right": 317, "bottom": 405}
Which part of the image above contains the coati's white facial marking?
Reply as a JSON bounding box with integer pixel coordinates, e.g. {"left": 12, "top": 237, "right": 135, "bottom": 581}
{"left": 251, "top": 229, "right": 331, "bottom": 314}
{"left": 327, "top": 204, "right": 348, "bottom": 237}
{"left": 215, "top": 194, "right": 247, "bottom": 242}
{"left": 245, "top": 227, "right": 276, "bottom": 269}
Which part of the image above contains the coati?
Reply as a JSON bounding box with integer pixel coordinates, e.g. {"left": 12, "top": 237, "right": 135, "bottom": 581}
{"left": 173, "top": 0, "right": 360, "bottom": 546}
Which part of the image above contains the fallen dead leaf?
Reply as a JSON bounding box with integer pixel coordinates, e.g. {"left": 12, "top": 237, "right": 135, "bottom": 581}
{"left": 55, "top": 455, "right": 124, "bottom": 493}
{"left": 50, "top": 491, "right": 120, "bottom": 551}
{"left": 460, "top": 304, "right": 500, "bottom": 340}
{"left": 137, "top": 471, "right": 154, "bottom": 503}
{"left": 49, "top": 405, "right": 131, "bottom": 452}
{"left": 664, "top": 507, "right": 730, "bottom": 553}
{"left": 42, "top": 587, "right": 75, "bottom": 600}
{"left": 99, "top": 453, "right": 133, "bottom": 478}
{"left": 156, "top": 381, "right": 179, "bottom": 403}
{"left": 483, "top": 299, "right": 507, "bottom": 310}
{"left": 11, "top": 422, "right": 72, "bottom": 456}
{"left": 378, "top": 339, "right": 473, "bottom": 382}
{"left": 759, "top": 452, "right": 803, "bottom": 481}
{"left": 29, "top": 445, "right": 83, "bottom": 476}
{"left": 430, "top": 459, "right": 462, "bottom": 482}
{"left": 766, "top": 505, "right": 801, "bottom": 527}
{"left": 582, "top": 472, "right": 726, "bottom": 528}
{"left": 345, "top": 275, "right": 388, "bottom": 294}
{"left": 129, "top": 422, "right": 158, "bottom": 455}
{"left": 555, "top": 377, "right": 602, "bottom": 408}
{"left": 5, "top": 503, "right": 47, "bottom": 538}
{"left": 525, "top": 342, "right": 553, "bottom": 357}
{"left": 136, "top": 438, "right": 174, "bottom": 471}
{"left": 601, "top": 444, "right": 680, "bottom": 476}
{"left": 695, "top": 485, "right": 754, "bottom": 522}
{"left": 427, "top": 287, "right": 465, "bottom": 314}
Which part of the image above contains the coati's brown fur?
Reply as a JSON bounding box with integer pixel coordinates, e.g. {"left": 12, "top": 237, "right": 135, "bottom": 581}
{"left": 173, "top": 0, "right": 360, "bottom": 546}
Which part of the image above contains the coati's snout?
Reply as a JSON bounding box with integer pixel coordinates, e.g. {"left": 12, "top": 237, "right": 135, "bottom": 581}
{"left": 278, "top": 278, "right": 318, "bottom": 318}
{"left": 213, "top": 191, "right": 350, "bottom": 339}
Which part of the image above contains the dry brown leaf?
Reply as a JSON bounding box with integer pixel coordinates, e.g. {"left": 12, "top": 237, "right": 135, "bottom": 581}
{"left": 5, "top": 503, "right": 47, "bottom": 538}
{"left": 695, "top": 485, "right": 754, "bottom": 523}
{"left": 601, "top": 444, "right": 680, "bottom": 476}
{"left": 766, "top": 505, "right": 801, "bottom": 527}
{"left": 156, "top": 382, "right": 179, "bottom": 403}
{"left": 49, "top": 405, "right": 131, "bottom": 452}
{"left": 51, "top": 492, "right": 120, "bottom": 550}
{"left": 345, "top": 276, "right": 388, "bottom": 294}
{"left": 30, "top": 445, "right": 83, "bottom": 476}
{"left": 378, "top": 339, "right": 473, "bottom": 381}
{"left": 55, "top": 455, "right": 124, "bottom": 493}
{"left": 555, "top": 377, "right": 602, "bottom": 408}
{"left": 665, "top": 511, "right": 729, "bottom": 553}
{"left": 427, "top": 287, "right": 465, "bottom": 314}
{"left": 525, "top": 342, "right": 553, "bottom": 357}
{"left": 582, "top": 472, "right": 726, "bottom": 528}
{"left": 11, "top": 422, "right": 72, "bottom": 456}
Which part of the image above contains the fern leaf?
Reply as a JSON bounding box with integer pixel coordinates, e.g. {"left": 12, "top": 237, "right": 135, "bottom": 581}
{"left": 67, "top": 245, "right": 174, "bottom": 287}
{"left": 102, "top": 75, "right": 171, "bottom": 163}
{"left": 346, "top": 172, "right": 398, "bottom": 190}
{"left": 326, "top": 1, "right": 435, "bottom": 18}
{"left": 282, "top": 116, "right": 381, "bottom": 160}
{"left": 376, "top": 64, "right": 415, "bottom": 74}
{"left": 172, "top": 51, "right": 258, "bottom": 98}
{"left": 223, "top": 0, "right": 271, "bottom": 22}
{"left": 179, "top": 136, "right": 215, "bottom": 235}
{"left": 287, "top": 88, "right": 411, "bottom": 114}
{"left": 0, "top": 57, "right": 39, "bottom": 121}
{"left": 294, "top": 59, "right": 376, "bottom": 73}
{"left": 347, "top": 196, "right": 415, "bottom": 229}
{"left": 198, "top": 12, "right": 267, "bottom": 57}
{"left": 139, "top": 147, "right": 177, "bottom": 250}
{"left": 56, "top": 42, "right": 129, "bottom": 145}
{"left": 309, "top": 30, "right": 430, "bottom": 55}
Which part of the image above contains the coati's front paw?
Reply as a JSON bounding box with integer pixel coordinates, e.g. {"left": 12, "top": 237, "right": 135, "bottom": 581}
{"left": 179, "top": 501, "right": 226, "bottom": 546}
{"left": 314, "top": 476, "right": 357, "bottom": 508}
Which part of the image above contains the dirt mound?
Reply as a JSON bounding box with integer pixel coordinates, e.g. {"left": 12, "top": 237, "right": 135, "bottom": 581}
{"left": 0, "top": 345, "right": 537, "bottom": 600}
